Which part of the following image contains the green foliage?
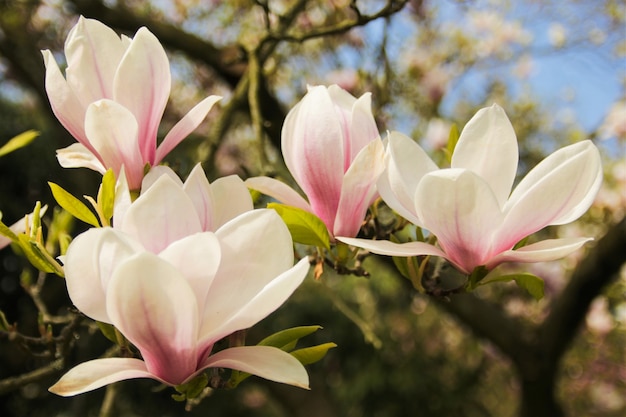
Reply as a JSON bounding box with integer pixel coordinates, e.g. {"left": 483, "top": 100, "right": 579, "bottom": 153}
{"left": 0, "top": 130, "right": 38, "bottom": 158}
{"left": 267, "top": 203, "right": 331, "bottom": 250}
{"left": 173, "top": 373, "right": 209, "bottom": 402}
{"left": 48, "top": 182, "right": 100, "bottom": 227}
{"left": 480, "top": 272, "right": 545, "bottom": 300}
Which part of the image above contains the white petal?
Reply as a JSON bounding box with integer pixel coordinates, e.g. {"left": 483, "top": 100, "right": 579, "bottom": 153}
{"left": 114, "top": 27, "right": 170, "bottom": 164}
{"left": 107, "top": 253, "right": 200, "bottom": 385}
{"left": 201, "top": 210, "right": 294, "bottom": 340}
{"left": 245, "top": 176, "right": 312, "bottom": 212}
{"left": 377, "top": 131, "right": 437, "bottom": 227}
{"left": 56, "top": 143, "right": 105, "bottom": 173}
{"left": 202, "top": 346, "right": 309, "bottom": 389}
{"left": 334, "top": 139, "right": 385, "bottom": 237}
{"left": 501, "top": 140, "right": 603, "bottom": 244}
{"left": 206, "top": 175, "right": 254, "bottom": 230}
{"left": 415, "top": 169, "right": 503, "bottom": 273}
{"left": 486, "top": 237, "right": 593, "bottom": 269}
{"left": 156, "top": 95, "right": 222, "bottom": 163}
{"left": 64, "top": 228, "right": 143, "bottom": 323}
{"left": 121, "top": 175, "right": 202, "bottom": 253}
{"left": 452, "top": 104, "right": 518, "bottom": 208}
{"left": 49, "top": 358, "right": 156, "bottom": 396}
{"left": 337, "top": 237, "right": 446, "bottom": 258}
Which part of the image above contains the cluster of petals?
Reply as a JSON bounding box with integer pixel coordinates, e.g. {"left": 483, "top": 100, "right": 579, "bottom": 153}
{"left": 339, "top": 104, "right": 603, "bottom": 274}
{"left": 50, "top": 166, "right": 310, "bottom": 396}
{"left": 42, "top": 17, "right": 221, "bottom": 190}
{"left": 246, "top": 84, "right": 385, "bottom": 238}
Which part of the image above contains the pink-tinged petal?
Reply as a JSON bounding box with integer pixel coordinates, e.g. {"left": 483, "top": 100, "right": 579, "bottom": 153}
{"left": 182, "top": 164, "right": 215, "bottom": 230}
{"left": 348, "top": 91, "right": 380, "bottom": 162}
{"left": 49, "top": 358, "right": 156, "bottom": 397}
{"left": 56, "top": 143, "right": 106, "bottom": 173}
{"left": 64, "top": 17, "right": 126, "bottom": 104}
{"left": 501, "top": 140, "right": 603, "bottom": 246}
{"left": 452, "top": 104, "right": 518, "bottom": 208}
{"left": 64, "top": 228, "right": 143, "bottom": 323}
{"left": 203, "top": 257, "right": 309, "bottom": 344}
{"left": 205, "top": 175, "right": 253, "bottom": 230}
{"left": 337, "top": 237, "right": 447, "bottom": 258}
{"left": 155, "top": 95, "right": 222, "bottom": 163}
{"left": 201, "top": 346, "right": 309, "bottom": 389}
{"left": 334, "top": 139, "right": 385, "bottom": 237}
{"left": 113, "top": 168, "right": 131, "bottom": 229}
{"left": 141, "top": 165, "right": 183, "bottom": 191}
{"left": 245, "top": 176, "right": 312, "bottom": 212}
{"left": 201, "top": 210, "right": 294, "bottom": 338}
{"left": 107, "top": 253, "right": 199, "bottom": 385}
{"left": 282, "top": 86, "right": 344, "bottom": 228}
{"left": 114, "top": 27, "right": 170, "bottom": 163}
{"left": 121, "top": 175, "right": 202, "bottom": 253}
{"left": 85, "top": 100, "right": 145, "bottom": 189}
{"left": 415, "top": 169, "right": 503, "bottom": 273}
{"left": 42, "top": 50, "right": 90, "bottom": 148}
{"left": 159, "top": 232, "right": 221, "bottom": 311}
{"left": 377, "top": 131, "right": 437, "bottom": 226}
{"left": 486, "top": 237, "right": 593, "bottom": 270}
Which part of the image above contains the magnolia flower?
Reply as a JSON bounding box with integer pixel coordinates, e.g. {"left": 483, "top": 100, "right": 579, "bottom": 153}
{"left": 50, "top": 169, "right": 310, "bottom": 396}
{"left": 246, "top": 85, "right": 384, "bottom": 238}
{"left": 339, "top": 104, "right": 603, "bottom": 274}
{"left": 42, "top": 17, "right": 221, "bottom": 189}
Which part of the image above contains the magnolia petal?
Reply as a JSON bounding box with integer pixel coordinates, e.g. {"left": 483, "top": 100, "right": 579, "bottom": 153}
{"left": 64, "top": 228, "right": 143, "bottom": 323}
{"left": 64, "top": 17, "right": 125, "bottom": 104}
{"left": 337, "top": 236, "right": 446, "bottom": 258}
{"left": 113, "top": 168, "right": 131, "bottom": 228}
{"left": 42, "top": 50, "right": 90, "bottom": 148}
{"left": 49, "top": 358, "right": 156, "bottom": 397}
{"left": 155, "top": 95, "right": 222, "bottom": 163}
{"left": 85, "top": 100, "right": 145, "bottom": 189}
{"left": 377, "top": 131, "right": 437, "bottom": 226}
{"left": 334, "top": 139, "right": 385, "bottom": 237}
{"left": 245, "top": 176, "right": 312, "bottom": 212}
{"left": 282, "top": 86, "right": 344, "bottom": 229}
{"left": 502, "top": 141, "right": 603, "bottom": 245}
{"left": 452, "top": 104, "right": 518, "bottom": 208}
{"left": 202, "top": 346, "right": 309, "bottom": 389}
{"left": 121, "top": 175, "right": 202, "bottom": 253}
{"left": 114, "top": 27, "right": 170, "bottom": 163}
{"left": 56, "top": 143, "right": 106, "bottom": 173}
{"left": 201, "top": 210, "right": 294, "bottom": 338}
{"left": 207, "top": 175, "right": 254, "bottom": 230}
{"left": 142, "top": 165, "right": 183, "bottom": 191}
{"left": 182, "top": 164, "right": 215, "bottom": 231}
{"left": 348, "top": 92, "right": 380, "bottom": 163}
{"left": 415, "top": 169, "right": 503, "bottom": 273}
{"left": 107, "top": 253, "right": 199, "bottom": 385}
{"left": 486, "top": 237, "right": 593, "bottom": 270}
{"left": 203, "top": 257, "right": 309, "bottom": 344}
{"left": 159, "top": 232, "right": 221, "bottom": 311}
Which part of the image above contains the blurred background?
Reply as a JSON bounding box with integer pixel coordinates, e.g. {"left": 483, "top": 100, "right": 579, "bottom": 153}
{"left": 0, "top": 1, "right": 624, "bottom": 416}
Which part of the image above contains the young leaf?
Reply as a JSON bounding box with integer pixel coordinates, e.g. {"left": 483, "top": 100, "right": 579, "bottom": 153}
{"left": 49, "top": 182, "right": 100, "bottom": 227}
{"left": 444, "top": 124, "right": 460, "bottom": 164}
{"left": 99, "top": 169, "right": 116, "bottom": 222}
{"left": 0, "top": 219, "right": 19, "bottom": 243}
{"left": 290, "top": 342, "right": 337, "bottom": 366}
{"left": 0, "top": 130, "right": 39, "bottom": 158}
{"left": 258, "top": 325, "right": 323, "bottom": 351}
{"left": 16, "top": 234, "right": 57, "bottom": 274}
{"left": 479, "top": 273, "right": 545, "bottom": 300}
{"left": 267, "top": 203, "right": 331, "bottom": 250}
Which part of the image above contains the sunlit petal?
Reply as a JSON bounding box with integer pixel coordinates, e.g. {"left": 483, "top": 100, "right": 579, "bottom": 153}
{"left": 245, "top": 176, "right": 312, "bottom": 212}
{"left": 205, "top": 175, "right": 253, "bottom": 230}
{"left": 337, "top": 236, "right": 446, "bottom": 258}
{"left": 452, "top": 104, "right": 518, "bottom": 207}
{"left": 486, "top": 237, "right": 593, "bottom": 270}
{"left": 201, "top": 346, "right": 309, "bottom": 389}
{"left": 49, "top": 358, "right": 156, "bottom": 397}
{"left": 56, "top": 143, "right": 106, "bottom": 173}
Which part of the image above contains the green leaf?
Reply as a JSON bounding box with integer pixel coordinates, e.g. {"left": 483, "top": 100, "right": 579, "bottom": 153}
{"left": 290, "top": 342, "right": 337, "bottom": 366}
{"left": 16, "top": 234, "right": 56, "bottom": 274}
{"left": 479, "top": 273, "right": 545, "bottom": 300}
{"left": 0, "top": 310, "right": 11, "bottom": 331}
{"left": 0, "top": 219, "right": 19, "bottom": 243}
{"left": 267, "top": 203, "right": 331, "bottom": 250}
{"left": 0, "top": 130, "right": 39, "bottom": 158}
{"left": 49, "top": 182, "right": 100, "bottom": 227}
{"left": 444, "top": 124, "right": 460, "bottom": 164}
{"left": 258, "top": 325, "right": 323, "bottom": 351}
{"left": 96, "top": 322, "right": 118, "bottom": 344}
{"left": 99, "top": 169, "right": 116, "bottom": 222}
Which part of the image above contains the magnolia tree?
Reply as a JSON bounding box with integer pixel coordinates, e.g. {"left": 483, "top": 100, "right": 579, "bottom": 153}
{"left": 0, "top": 2, "right": 624, "bottom": 417}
